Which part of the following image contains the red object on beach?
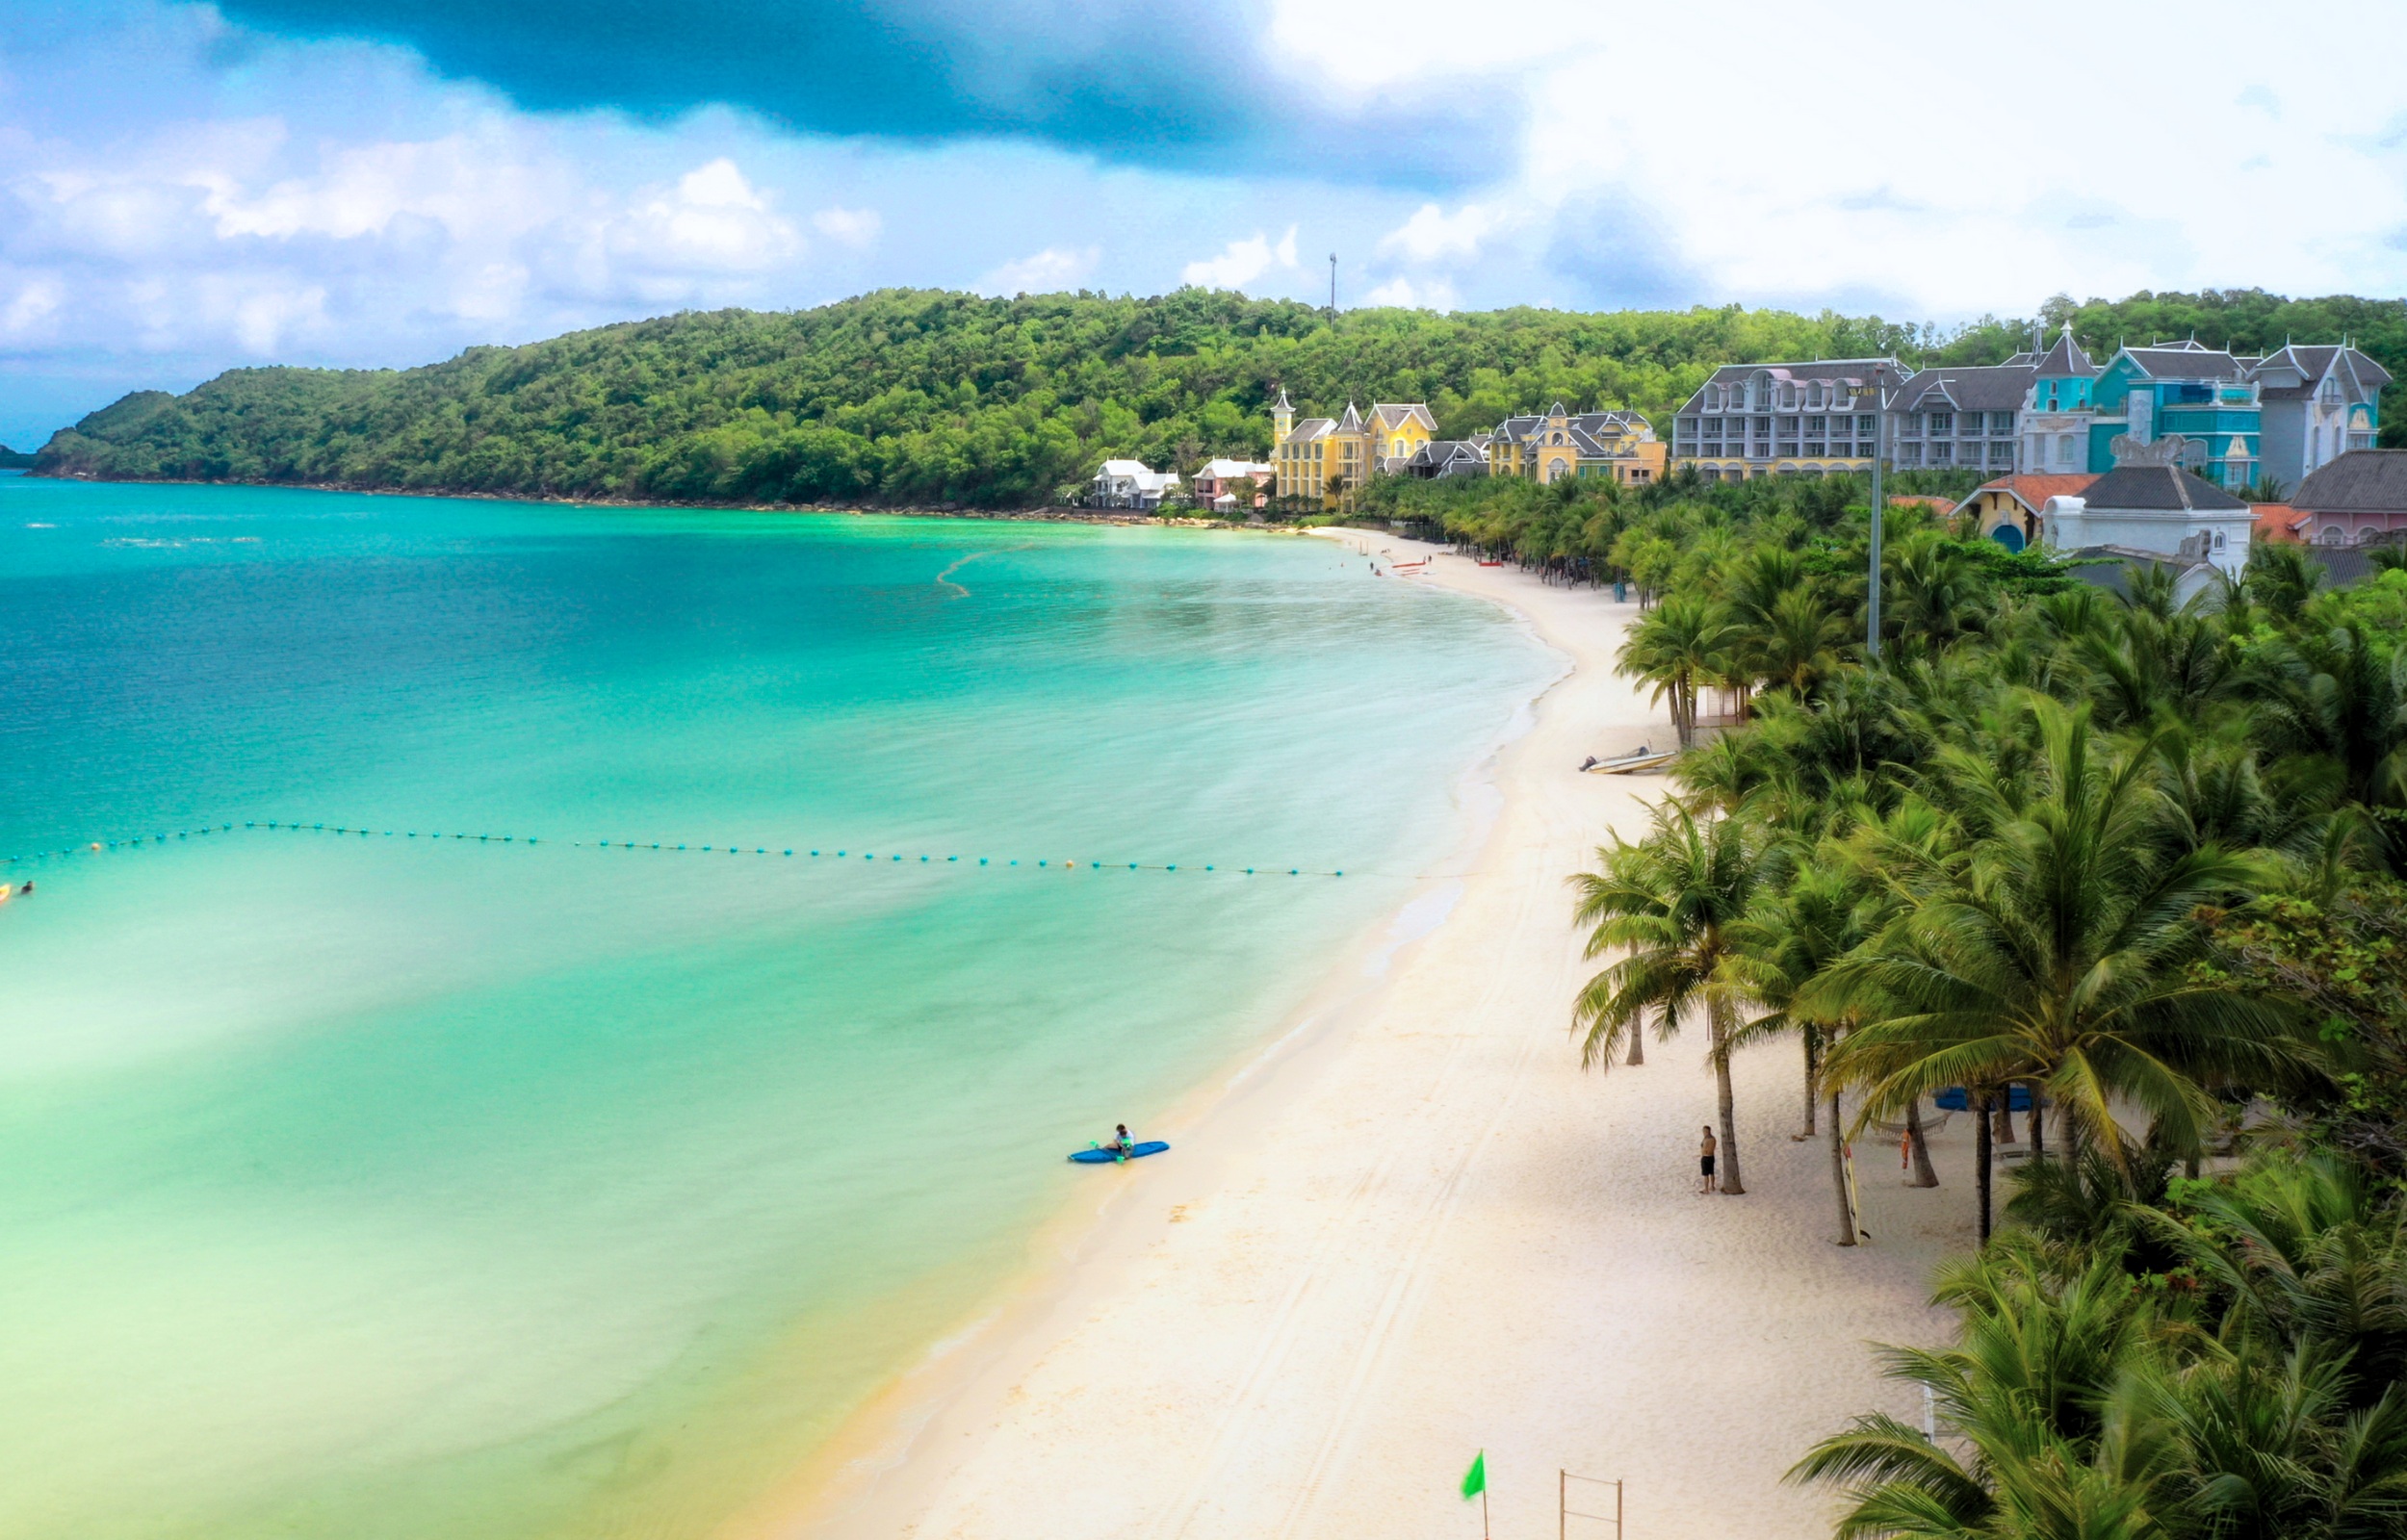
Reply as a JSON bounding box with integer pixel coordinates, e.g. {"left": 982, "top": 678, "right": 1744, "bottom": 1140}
{"left": 1477, "top": 560, "right": 1504, "bottom": 567}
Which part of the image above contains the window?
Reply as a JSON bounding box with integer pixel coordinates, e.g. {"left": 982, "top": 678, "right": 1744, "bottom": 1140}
{"left": 1752, "top": 417, "right": 1772, "bottom": 435}
{"left": 2056, "top": 434, "right": 2076, "bottom": 468}
{"left": 1930, "top": 443, "right": 1954, "bottom": 464}
{"left": 1902, "top": 414, "right": 1924, "bottom": 437}
{"left": 1897, "top": 443, "right": 1924, "bottom": 466}
{"left": 1701, "top": 417, "right": 1721, "bottom": 435}
{"left": 1988, "top": 442, "right": 2013, "bottom": 465}
{"left": 1777, "top": 416, "right": 1799, "bottom": 435}
{"left": 1776, "top": 383, "right": 1797, "bottom": 409}
{"left": 1777, "top": 441, "right": 1800, "bottom": 457}
{"left": 2213, "top": 529, "right": 2227, "bottom": 550}
{"left": 1858, "top": 414, "right": 1877, "bottom": 434}
{"left": 1990, "top": 413, "right": 2016, "bottom": 434}
{"left": 1805, "top": 416, "right": 1825, "bottom": 434}
{"left": 1804, "top": 442, "right": 1825, "bottom": 456}
{"left": 1928, "top": 412, "right": 1953, "bottom": 435}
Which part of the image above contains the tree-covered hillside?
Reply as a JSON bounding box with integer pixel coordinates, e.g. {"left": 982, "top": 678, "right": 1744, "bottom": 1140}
{"left": 34, "top": 286, "right": 2407, "bottom": 508}
{"left": 19, "top": 291, "right": 1943, "bottom": 507}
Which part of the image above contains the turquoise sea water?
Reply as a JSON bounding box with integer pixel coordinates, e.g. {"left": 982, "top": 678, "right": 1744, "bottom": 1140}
{"left": 0, "top": 475, "right": 1553, "bottom": 1539}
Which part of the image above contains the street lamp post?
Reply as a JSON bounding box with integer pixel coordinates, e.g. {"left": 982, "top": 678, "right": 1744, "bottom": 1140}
{"left": 1867, "top": 379, "right": 1889, "bottom": 660}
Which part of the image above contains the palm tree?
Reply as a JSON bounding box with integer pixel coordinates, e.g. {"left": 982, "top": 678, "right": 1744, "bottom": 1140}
{"left": 1570, "top": 803, "right": 1760, "bottom": 1193}
{"left": 1756, "top": 586, "right": 1852, "bottom": 699}
{"left": 1617, "top": 595, "right": 1736, "bottom": 750}
{"left": 1813, "top": 696, "right": 2311, "bottom": 1241}
{"left": 1726, "top": 860, "right": 1882, "bottom": 1242}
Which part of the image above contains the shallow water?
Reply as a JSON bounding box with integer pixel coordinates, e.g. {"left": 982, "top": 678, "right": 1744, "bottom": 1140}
{"left": 0, "top": 477, "right": 1554, "bottom": 1539}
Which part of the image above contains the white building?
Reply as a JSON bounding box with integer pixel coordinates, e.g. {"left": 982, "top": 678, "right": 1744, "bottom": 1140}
{"left": 2037, "top": 439, "right": 2254, "bottom": 577}
{"left": 1089, "top": 459, "right": 1180, "bottom": 509}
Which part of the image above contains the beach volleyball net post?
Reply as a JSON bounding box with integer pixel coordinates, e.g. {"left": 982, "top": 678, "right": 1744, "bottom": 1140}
{"left": 1560, "top": 1471, "right": 1623, "bottom": 1538}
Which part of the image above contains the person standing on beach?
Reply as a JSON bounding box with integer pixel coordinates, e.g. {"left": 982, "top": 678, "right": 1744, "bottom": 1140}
{"left": 1698, "top": 1125, "right": 1718, "bottom": 1194}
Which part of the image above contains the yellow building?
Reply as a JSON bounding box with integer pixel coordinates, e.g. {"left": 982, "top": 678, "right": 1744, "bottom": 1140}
{"left": 1269, "top": 389, "right": 1436, "bottom": 510}
{"left": 1485, "top": 402, "right": 1669, "bottom": 485}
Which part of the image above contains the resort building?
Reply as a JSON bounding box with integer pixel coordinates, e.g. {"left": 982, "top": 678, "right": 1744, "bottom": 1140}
{"left": 1190, "top": 457, "right": 1275, "bottom": 511}
{"left": 1955, "top": 472, "right": 2100, "bottom": 552}
{"left": 2246, "top": 346, "right": 2390, "bottom": 489}
{"left": 2083, "top": 344, "right": 2265, "bottom": 490}
{"left": 1485, "top": 404, "right": 1668, "bottom": 485}
{"left": 1406, "top": 438, "right": 1491, "bottom": 479}
{"left": 1887, "top": 364, "right": 2032, "bottom": 475}
{"left": 2035, "top": 441, "right": 2255, "bottom": 577}
{"left": 1089, "top": 459, "right": 1180, "bottom": 509}
{"left": 2282, "top": 449, "right": 2407, "bottom": 547}
{"left": 1669, "top": 359, "right": 1907, "bottom": 480}
{"left": 1269, "top": 390, "right": 1436, "bottom": 509}
{"left": 2020, "top": 327, "right": 2102, "bottom": 475}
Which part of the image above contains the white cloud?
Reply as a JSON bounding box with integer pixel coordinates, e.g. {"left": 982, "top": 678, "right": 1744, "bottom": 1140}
{"left": 813, "top": 206, "right": 882, "bottom": 249}
{"left": 1363, "top": 274, "right": 1458, "bottom": 311}
{"left": 611, "top": 158, "right": 801, "bottom": 272}
{"left": 1378, "top": 203, "right": 1501, "bottom": 265}
{"left": 975, "top": 244, "right": 1099, "bottom": 295}
{"left": 1180, "top": 224, "right": 1300, "bottom": 290}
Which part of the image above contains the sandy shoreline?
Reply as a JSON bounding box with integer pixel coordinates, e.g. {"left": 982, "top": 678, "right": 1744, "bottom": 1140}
{"left": 758, "top": 533, "right": 1971, "bottom": 1540}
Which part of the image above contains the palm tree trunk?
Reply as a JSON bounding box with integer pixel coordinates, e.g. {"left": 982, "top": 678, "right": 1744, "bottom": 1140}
{"left": 1673, "top": 677, "right": 1695, "bottom": 750}
{"left": 1904, "top": 1099, "right": 1940, "bottom": 1188}
{"left": 1975, "top": 1089, "right": 1995, "bottom": 1244}
{"left": 2028, "top": 1090, "right": 2044, "bottom": 1161}
{"left": 1992, "top": 1096, "right": 2015, "bottom": 1146}
{"left": 1712, "top": 1009, "right": 1745, "bottom": 1195}
{"left": 1827, "top": 1090, "right": 1853, "bottom": 1245}
{"left": 1626, "top": 1013, "right": 1645, "bottom": 1066}
{"left": 1800, "top": 1031, "right": 1819, "bottom": 1138}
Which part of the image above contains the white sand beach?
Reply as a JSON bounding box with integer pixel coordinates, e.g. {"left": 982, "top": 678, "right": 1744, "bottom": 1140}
{"left": 775, "top": 531, "right": 1974, "bottom": 1540}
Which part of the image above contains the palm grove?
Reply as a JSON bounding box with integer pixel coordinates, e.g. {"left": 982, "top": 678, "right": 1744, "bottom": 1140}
{"left": 1406, "top": 462, "right": 2407, "bottom": 1539}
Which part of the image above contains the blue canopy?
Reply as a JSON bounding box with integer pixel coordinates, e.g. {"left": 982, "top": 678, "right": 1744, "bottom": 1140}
{"left": 1934, "top": 1085, "right": 2033, "bottom": 1112}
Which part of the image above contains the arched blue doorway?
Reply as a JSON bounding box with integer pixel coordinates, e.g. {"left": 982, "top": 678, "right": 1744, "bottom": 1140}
{"left": 1989, "top": 524, "right": 2026, "bottom": 552}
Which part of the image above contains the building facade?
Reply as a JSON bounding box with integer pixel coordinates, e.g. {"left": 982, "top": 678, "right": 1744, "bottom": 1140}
{"left": 1269, "top": 390, "right": 1436, "bottom": 509}
{"left": 2247, "top": 345, "right": 2390, "bottom": 490}
{"left": 2019, "top": 327, "right": 2100, "bottom": 475}
{"left": 1486, "top": 404, "right": 1668, "bottom": 485}
{"left": 1406, "top": 438, "right": 1491, "bottom": 478}
{"left": 1670, "top": 360, "right": 1907, "bottom": 479}
{"left": 2037, "top": 444, "right": 2255, "bottom": 576}
{"left": 2285, "top": 449, "right": 2407, "bottom": 547}
{"left": 1090, "top": 459, "right": 1179, "bottom": 508}
{"left": 1888, "top": 364, "right": 2032, "bottom": 476}
{"left": 1190, "top": 457, "right": 1275, "bottom": 510}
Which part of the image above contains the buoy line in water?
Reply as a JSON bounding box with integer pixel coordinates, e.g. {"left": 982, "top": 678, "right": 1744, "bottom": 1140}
{"left": 0, "top": 820, "right": 1352, "bottom": 878}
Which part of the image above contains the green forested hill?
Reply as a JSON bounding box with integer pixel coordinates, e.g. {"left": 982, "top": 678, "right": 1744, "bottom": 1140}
{"left": 26, "top": 291, "right": 1932, "bottom": 506}
{"left": 34, "top": 286, "right": 2407, "bottom": 508}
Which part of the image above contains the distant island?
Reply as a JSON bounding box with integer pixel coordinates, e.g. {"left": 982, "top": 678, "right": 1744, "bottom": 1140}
{"left": 30, "top": 286, "right": 2406, "bottom": 509}
{"left": 0, "top": 445, "right": 35, "bottom": 469}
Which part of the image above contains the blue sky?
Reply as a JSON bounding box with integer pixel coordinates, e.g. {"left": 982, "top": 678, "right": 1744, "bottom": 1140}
{"left": 5, "top": 0, "right": 2407, "bottom": 449}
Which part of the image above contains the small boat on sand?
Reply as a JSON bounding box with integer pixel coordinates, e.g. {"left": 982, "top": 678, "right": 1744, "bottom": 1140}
{"left": 1581, "top": 746, "right": 1677, "bottom": 775}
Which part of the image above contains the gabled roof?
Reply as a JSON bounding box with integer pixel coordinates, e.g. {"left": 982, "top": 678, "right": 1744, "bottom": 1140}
{"left": 1892, "top": 364, "right": 2035, "bottom": 415}
{"left": 2034, "top": 326, "right": 2098, "bottom": 379}
{"left": 1957, "top": 473, "right": 2101, "bottom": 520}
{"left": 2292, "top": 449, "right": 2407, "bottom": 514}
{"left": 1337, "top": 402, "right": 1364, "bottom": 432}
{"left": 1197, "top": 458, "right": 1273, "bottom": 479}
{"left": 2080, "top": 464, "right": 2248, "bottom": 513}
{"left": 1289, "top": 418, "right": 1336, "bottom": 441}
{"left": 1097, "top": 459, "right": 1154, "bottom": 475}
{"left": 1366, "top": 402, "right": 1437, "bottom": 432}
{"left": 2118, "top": 346, "right": 2242, "bottom": 381}
{"left": 1675, "top": 358, "right": 1908, "bottom": 414}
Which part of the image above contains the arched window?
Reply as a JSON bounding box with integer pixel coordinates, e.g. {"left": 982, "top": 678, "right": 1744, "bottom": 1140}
{"left": 2322, "top": 526, "right": 2345, "bottom": 546}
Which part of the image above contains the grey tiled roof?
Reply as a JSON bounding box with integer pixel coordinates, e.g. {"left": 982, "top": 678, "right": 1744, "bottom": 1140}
{"left": 1673, "top": 358, "right": 1906, "bottom": 415}
{"left": 2292, "top": 449, "right": 2407, "bottom": 513}
{"left": 2081, "top": 464, "right": 2248, "bottom": 512}
{"left": 1892, "top": 364, "right": 2035, "bottom": 414}
{"left": 2034, "top": 328, "right": 2098, "bottom": 378}
{"left": 2122, "top": 346, "right": 2242, "bottom": 380}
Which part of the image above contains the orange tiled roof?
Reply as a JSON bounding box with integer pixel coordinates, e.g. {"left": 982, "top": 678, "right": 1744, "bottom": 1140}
{"left": 1976, "top": 474, "right": 2099, "bottom": 507}
{"left": 2251, "top": 503, "right": 2305, "bottom": 545}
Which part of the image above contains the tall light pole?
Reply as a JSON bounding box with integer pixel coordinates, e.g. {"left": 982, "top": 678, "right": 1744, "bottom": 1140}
{"left": 1866, "top": 374, "right": 1889, "bottom": 660}
{"left": 1329, "top": 253, "right": 1337, "bottom": 312}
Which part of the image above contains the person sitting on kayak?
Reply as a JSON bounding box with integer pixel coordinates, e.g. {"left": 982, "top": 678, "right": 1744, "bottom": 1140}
{"left": 1107, "top": 1123, "right": 1134, "bottom": 1155}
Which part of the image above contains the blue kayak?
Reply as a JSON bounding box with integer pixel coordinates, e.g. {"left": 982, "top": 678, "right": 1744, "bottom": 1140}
{"left": 1069, "top": 1140, "right": 1170, "bottom": 1164}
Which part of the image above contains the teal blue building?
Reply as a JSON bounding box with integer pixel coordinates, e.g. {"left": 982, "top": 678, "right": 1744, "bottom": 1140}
{"left": 2085, "top": 345, "right": 2263, "bottom": 488}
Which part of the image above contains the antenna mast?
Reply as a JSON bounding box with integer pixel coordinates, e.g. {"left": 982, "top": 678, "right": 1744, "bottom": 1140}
{"left": 1329, "top": 253, "right": 1337, "bottom": 312}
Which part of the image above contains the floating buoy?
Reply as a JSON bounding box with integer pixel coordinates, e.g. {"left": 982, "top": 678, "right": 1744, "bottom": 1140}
{"left": 978, "top": 858, "right": 987, "bottom": 864}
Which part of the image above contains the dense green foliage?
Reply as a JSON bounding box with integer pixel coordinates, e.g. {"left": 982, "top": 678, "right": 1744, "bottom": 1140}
{"left": 1538, "top": 473, "right": 2407, "bottom": 1536}
{"left": 39, "top": 285, "right": 2402, "bottom": 507}
{"left": 34, "top": 290, "right": 1928, "bottom": 507}
{"left": 0, "top": 446, "right": 34, "bottom": 469}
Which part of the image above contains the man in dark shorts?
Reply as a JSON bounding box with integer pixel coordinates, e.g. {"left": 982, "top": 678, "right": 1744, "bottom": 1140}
{"left": 1699, "top": 1125, "right": 1718, "bottom": 1194}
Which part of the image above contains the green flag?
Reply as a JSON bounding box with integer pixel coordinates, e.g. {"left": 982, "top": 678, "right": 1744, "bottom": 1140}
{"left": 1461, "top": 1450, "right": 1486, "bottom": 1501}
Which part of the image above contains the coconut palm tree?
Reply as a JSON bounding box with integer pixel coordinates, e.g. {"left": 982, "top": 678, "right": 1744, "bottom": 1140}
{"left": 1617, "top": 595, "right": 1736, "bottom": 750}
{"left": 1813, "top": 696, "right": 2312, "bottom": 1241}
{"left": 1570, "top": 803, "right": 1761, "bottom": 1193}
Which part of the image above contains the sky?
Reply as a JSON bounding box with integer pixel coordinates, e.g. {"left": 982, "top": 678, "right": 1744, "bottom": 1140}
{"left": 5, "top": 0, "right": 2407, "bottom": 448}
